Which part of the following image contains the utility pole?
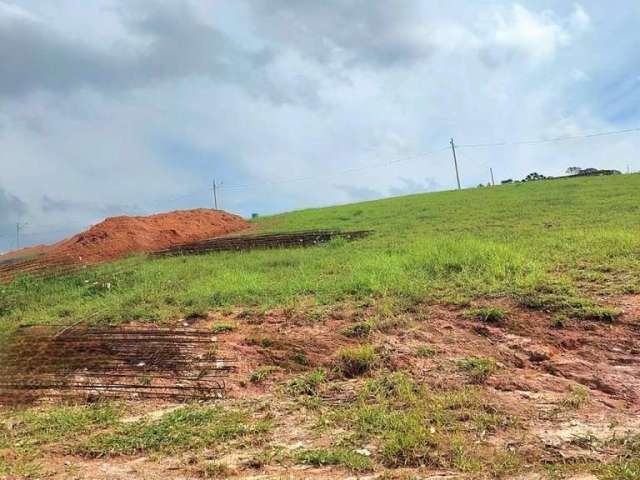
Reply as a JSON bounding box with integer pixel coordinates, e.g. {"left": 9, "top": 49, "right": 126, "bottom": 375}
{"left": 212, "top": 179, "right": 218, "bottom": 210}
{"left": 16, "top": 222, "right": 27, "bottom": 249}
{"left": 450, "top": 138, "right": 461, "bottom": 190}
{"left": 490, "top": 168, "right": 495, "bottom": 186}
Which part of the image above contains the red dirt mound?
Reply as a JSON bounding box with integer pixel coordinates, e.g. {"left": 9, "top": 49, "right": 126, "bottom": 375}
{"left": 46, "top": 209, "right": 249, "bottom": 263}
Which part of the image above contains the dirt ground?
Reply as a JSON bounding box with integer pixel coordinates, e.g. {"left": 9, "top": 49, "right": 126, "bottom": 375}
{"left": 0, "top": 209, "right": 249, "bottom": 265}
{"left": 3, "top": 295, "right": 639, "bottom": 479}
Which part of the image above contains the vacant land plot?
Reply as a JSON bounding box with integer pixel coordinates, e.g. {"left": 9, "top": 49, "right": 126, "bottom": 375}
{"left": 1, "top": 174, "right": 639, "bottom": 479}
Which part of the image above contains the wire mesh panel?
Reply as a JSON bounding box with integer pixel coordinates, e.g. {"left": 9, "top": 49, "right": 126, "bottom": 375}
{"left": 0, "top": 324, "right": 235, "bottom": 404}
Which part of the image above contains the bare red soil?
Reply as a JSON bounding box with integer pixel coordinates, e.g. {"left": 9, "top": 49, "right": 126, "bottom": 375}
{"left": 1, "top": 209, "right": 249, "bottom": 265}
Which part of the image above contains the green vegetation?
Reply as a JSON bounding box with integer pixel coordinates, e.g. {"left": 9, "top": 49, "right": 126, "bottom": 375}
{"left": 3, "top": 174, "right": 640, "bottom": 334}
{"left": 330, "top": 372, "right": 517, "bottom": 473}
{"left": 457, "top": 357, "right": 498, "bottom": 384}
{"left": 340, "top": 320, "right": 373, "bottom": 338}
{"left": 468, "top": 306, "right": 507, "bottom": 323}
{"left": 550, "top": 313, "right": 567, "bottom": 329}
{"left": 415, "top": 344, "right": 436, "bottom": 357}
{"left": 79, "top": 405, "right": 270, "bottom": 457}
{"left": 0, "top": 403, "right": 122, "bottom": 476}
{"left": 294, "top": 448, "right": 373, "bottom": 471}
{"left": 335, "top": 344, "right": 377, "bottom": 377}
{"left": 249, "top": 366, "right": 279, "bottom": 383}
{"left": 288, "top": 369, "right": 327, "bottom": 396}
{"left": 210, "top": 322, "right": 237, "bottom": 333}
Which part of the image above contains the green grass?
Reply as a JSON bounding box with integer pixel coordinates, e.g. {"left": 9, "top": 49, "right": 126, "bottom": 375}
{"left": 78, "top": 405, "right": 270, "bottom": 457}
{"left": 329, "top": 372, "right": 517, "bottom": 472}
{"left": 2, "top": 174, "right": 640, "bottom": 334}
{"left": 0, "top": 403, "right": 123, "bottom": 476}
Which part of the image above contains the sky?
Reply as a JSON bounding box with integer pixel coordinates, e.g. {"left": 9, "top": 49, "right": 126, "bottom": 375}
{"left": 1, "top": 0, "right": 639, "bottom": 251}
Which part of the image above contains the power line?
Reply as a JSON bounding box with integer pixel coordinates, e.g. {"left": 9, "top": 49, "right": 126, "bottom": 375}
{"left": 223, "top": 147, "right": 450, "bottom": 191}
{"left": 456, "top": 127, "right": 640, "bottom": 149}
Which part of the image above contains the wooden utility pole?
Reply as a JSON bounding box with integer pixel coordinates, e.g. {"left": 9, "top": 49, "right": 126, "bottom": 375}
{"left": 490, "top": 168, "right": 495, "bottom": 186}
{"left": 450, "top": 138, "right": 461, "bottom": 190}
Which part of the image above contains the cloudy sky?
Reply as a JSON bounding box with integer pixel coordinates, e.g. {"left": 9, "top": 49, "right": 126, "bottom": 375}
{"left": 1, "top": 0, "right": 639, "bottom": 250}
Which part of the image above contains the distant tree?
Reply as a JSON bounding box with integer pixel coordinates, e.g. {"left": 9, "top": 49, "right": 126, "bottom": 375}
{"left": 501, "top": 179, "right": 513, "bottom": 184}
{"left": 523, "top": 172, "right": 546, "bottom": 182}
{"left": 566, "top": 167, "right": 582, "bottom": 175}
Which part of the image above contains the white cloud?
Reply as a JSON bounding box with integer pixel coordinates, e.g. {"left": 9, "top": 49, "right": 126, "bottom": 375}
{"left": 483, "top": 4, "right": 572, "bottom": 65}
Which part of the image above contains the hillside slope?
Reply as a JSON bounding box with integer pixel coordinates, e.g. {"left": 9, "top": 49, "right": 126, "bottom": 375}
{"left": 1, "top": 174, "right": 640, "bottom": 479}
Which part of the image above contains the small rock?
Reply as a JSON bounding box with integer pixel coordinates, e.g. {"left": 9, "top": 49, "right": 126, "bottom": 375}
{"left": 355, "top": 448, "right": 371, "bottom": 456}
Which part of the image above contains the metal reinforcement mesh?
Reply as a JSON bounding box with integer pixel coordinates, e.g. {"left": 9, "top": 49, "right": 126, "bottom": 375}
{"left": 0, "top": 230, "right": 372, "bottom": 283}
{"left": 0, "top": 324, "right": 235, "bottom": 405}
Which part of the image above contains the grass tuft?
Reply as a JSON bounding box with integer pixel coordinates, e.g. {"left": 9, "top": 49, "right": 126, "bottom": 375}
{"left": 336, "top": 344, "right": 377, "bottom": 377}
{"left": 288, "top": 369, "right": 327, "bottom": 396}
{"left": 468, "top": 307, "right": 507, "bottom": 323}
{"left": 249, "top": 366, "right": 278, "bottom": 383}
{"left": 295, "top": 448, "right": 373, "bottom": 472}
{"left": 210, "top": 322, "right": 237, "bottom": 333}
{"left": 457, "top": 357, "right": 498, "bottom": 384}
{"left": 340, "top": 320, "right": 373, "bottom": 338}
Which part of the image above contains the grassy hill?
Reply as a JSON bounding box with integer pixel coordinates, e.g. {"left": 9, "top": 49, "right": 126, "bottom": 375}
{"left": 2, "top": 173, "right": 639, "bottom": 333}
{"left": 2, "top": 174, "right": 640, "bottom": 479}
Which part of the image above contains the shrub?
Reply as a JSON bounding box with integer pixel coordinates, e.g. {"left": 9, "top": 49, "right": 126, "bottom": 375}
{"left": 336, "top": 344, "right": 377, "bottom": 377}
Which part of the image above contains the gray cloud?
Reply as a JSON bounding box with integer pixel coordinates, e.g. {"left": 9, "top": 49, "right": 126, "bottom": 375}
{"left": 0, "top": 0, "right": 314, "bottom": 104}
{"left": 249, "top": 0, "right": 434, "bottom": 68}
{"left": 41, "top": 195, "right": 140, "bottom": 217}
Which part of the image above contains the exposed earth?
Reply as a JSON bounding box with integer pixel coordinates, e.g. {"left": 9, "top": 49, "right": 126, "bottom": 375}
{"left": 3, "top": 295, "right": 638, "bottom": 479}
{"left": 0, "top": 209, "right": 249, "bottom": 265}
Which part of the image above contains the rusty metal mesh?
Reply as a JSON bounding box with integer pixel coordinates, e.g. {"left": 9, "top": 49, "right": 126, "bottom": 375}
{"left": 0, "top": 324, "right": 235, "bottom": 404}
